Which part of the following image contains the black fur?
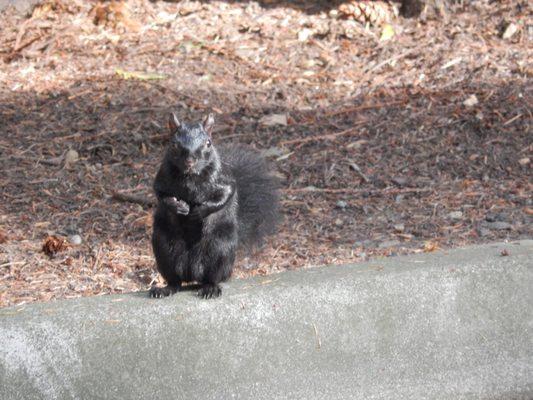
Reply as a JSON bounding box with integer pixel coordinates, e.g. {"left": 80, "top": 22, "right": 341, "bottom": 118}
{"left": 221, "top": 144, "right": 281, "bottom": 248}
{"left": 150, "top": 114, "right": 280, "bottom": 299}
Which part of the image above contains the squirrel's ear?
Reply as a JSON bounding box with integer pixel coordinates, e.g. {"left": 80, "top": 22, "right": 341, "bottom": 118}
{"left": 202, "top": 113, "right": 215, "bottom": 136}
{"left": 168, "top": 113, "right": 181, "bottom": 132}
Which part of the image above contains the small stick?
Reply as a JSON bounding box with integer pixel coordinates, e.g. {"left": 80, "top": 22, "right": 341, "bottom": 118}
{"left": 111, "top": 191, "right": 155, "bottom": 207}
{"left": 503, "top": 113, "right": 522, "bottom": 126}
{"left": 0, "top": 261, "right": 26, "bottom": 268}
{"left": 284, "top": 187, "right": 432, "bottom": 195}
{"left": 348, "top": 162, "right": 370, "bottom": 183}
{"left": 13, "top": 17, "right": 32, "bottom": 51}
{"left": 366, "top": 49, "right": 416, "bottom": 74}
{"left": 92, "top": 246, "right": 102, "bottom": 271}
{"left": 322, "top": 101, "right": 405, "bottom": 118}
{"left": 280, "top": 124, "right": 365, "bottom": 146}
{"left": 38, "top": 157, "right": 63, "bottom": 166}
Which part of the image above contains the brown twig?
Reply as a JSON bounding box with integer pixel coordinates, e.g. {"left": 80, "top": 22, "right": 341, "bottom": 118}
{"left": 111, "top": 191, "right": 155, "bottom": 207}
{"left": 5, "top": 35, "right": 43, "bottom": 62}
{"left": 283, "top": 187, "right": 433, "bottom": 195}
{"left": 322, "top": 101, "right": 405, "bottom": 118}
{"left": 13, "top": 17, "right": 32, "bottom": 51}
{"left": 280, "top": 123, "right": 365, "bottom": 146}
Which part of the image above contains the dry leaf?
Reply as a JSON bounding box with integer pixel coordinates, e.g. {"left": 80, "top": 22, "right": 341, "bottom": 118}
{"left": 64, "top": 149, "right": 79, "bottom": 169}
{"left": 423, "top": 241, "right": 440, "bottom": 252}
{"left": 502, "top": 23, "right": 518, "bottom": 40}
{"left": 42, "top": 235, "right": 68, "bottom": 257}
{"left": 0, "top": 229, "right": 7, "bottom": 244}
{"left": 91, "top": 1, "right": 141, "bottom": 32}
{"left": 380, "top": 24, "right": 395, "bottom": 41}
{"left": 133, "top": 213, "right": 153, "bottom": 229}
{"left": 276, "top": 151, "right": 294, "bottom": 161}
{"left": 259, "top": 114, "right": 288, "bottom": 126}
{"left": 31, "top": 2, "right": 55, "bottom": 19}
{"left": 347, "top": 139, "right": 369, "bottom": 149}
{"left": 463, "top": 95, "right": 479, "bottom": 107}
{"left": 298, "top": 28, "right": 313, "bottom": 42}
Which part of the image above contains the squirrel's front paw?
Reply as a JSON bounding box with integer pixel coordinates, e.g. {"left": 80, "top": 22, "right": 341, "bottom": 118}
{"left": 174, "top": 199, "right": 190, "bottom": 215}
{"left": 163, "top": 197, "right": 189, "bottom": 215}
{"left": 188, "top": 205, "right": 204, "bottom": 220}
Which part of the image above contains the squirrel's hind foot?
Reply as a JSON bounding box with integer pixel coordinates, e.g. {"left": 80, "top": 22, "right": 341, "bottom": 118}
{"left": 149, "top": 284, "right": 181, "bottom": 298}
{"left": 198, "top": 284, "right": 222, "bottom": 299}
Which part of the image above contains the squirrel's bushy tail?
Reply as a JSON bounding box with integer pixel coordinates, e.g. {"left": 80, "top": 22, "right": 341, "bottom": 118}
{"left": 220, "top": 144, "right": 281, "bottom": 249}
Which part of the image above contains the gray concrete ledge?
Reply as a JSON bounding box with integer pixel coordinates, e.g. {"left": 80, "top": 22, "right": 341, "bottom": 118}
{"left": 1, "top": 241, "right": 532, "bottom": 400}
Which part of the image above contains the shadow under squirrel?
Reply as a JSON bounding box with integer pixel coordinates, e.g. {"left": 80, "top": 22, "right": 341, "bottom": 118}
{"left": 150, "top": 113, "right": 281, "bottom": 299}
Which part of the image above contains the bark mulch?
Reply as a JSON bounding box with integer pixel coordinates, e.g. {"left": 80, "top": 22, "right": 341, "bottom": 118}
{"left": 0, "top": 0, "right": 531, "bottom": 307}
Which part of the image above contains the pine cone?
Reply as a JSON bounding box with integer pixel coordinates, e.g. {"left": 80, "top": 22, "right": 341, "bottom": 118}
{"left": 90, "top": 1, "right": 141, "bottom": 31}
{"left": 338, "top": 1, "right": 397, "bottom": 26}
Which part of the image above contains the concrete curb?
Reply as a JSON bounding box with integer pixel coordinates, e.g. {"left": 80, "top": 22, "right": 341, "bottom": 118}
{"left": 1, "top": 241, "right": 532, "bottom": 399}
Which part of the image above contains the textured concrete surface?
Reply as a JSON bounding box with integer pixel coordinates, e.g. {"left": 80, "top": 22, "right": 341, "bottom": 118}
{"left": 1, "top": 241, "right": 532, "bottom": 400}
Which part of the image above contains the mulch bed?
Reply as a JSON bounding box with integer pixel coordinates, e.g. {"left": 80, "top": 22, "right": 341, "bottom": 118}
{"left": 0, "top": 0, "right": 531, "bottom": 307}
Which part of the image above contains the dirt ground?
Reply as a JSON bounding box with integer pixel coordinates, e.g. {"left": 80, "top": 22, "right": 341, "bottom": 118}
{"left": 0, "top": 0, "right": 531, "bottom": 307}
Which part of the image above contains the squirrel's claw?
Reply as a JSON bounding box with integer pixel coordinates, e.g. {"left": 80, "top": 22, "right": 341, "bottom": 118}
{"left": 149, "top": 284, "right": 180, "bottom": 298}
{"left": 198, "top": 284, "right": 222, "bottom": 299}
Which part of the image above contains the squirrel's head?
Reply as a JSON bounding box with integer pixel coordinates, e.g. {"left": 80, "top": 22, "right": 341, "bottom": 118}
{"left": 166, "top": 113, "right": 218, "bottom": 176}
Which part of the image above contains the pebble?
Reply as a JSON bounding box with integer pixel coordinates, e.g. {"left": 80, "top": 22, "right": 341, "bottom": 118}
{"left": 334, "top": 218, "right": 343, "bottom": 226}
{"left": 463, "top": 94, "right": 479, "bottom": 107}
{"left": 393, "top": 223, "right": 405, "bottom": 233}
{"left": 336, "top": 200, "right": 348, "bottom": 209}
{"left": 448, "top": 211, "right": 463, "bottom": 220}
{"left": 64, "top": 149, "right": 79, "bottom": 168}
{"left": 68, "top": 234, "right": 82, "bottom": 245}
{"left": 502, "top": 22, "right": 518, "bottom": 40}
{"left": 379, "top": 240, "right": 401, "bottom": 249}
{"left": 485, "top": 214, "right": 497, "bottom": 222}
{"left": 477, "top": 228, "right": 491, "bottom": 237}
{"left": 486, "top": 221, "right": 513, "bottom": 231}
{"left": 298, "top": 28, "right": 313, "bottom": 42}
{"left": 392, "top": 176, "right": 407, "bottom": 187}
{"left": 259, "top": 113, "right": 287, "bottom": 126}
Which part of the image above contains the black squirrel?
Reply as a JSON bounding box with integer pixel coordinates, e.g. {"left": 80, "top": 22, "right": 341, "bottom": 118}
{"left": 150, "top": 113, "right": 280, "bottom": 299}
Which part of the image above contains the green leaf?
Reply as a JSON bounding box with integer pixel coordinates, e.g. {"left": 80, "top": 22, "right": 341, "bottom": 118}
{"left": 380, "top": 24, "right": 395, "bottom": 42}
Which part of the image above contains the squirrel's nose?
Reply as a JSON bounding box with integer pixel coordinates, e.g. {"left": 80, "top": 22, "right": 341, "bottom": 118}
{"left": 185, "top": 159, "right": 195, "bottom": 168}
